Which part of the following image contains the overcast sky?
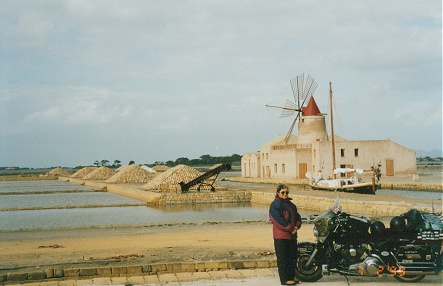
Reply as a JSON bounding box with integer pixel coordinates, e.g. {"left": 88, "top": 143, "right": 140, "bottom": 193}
{"left": 1, "top": 0, "right": 441, "bottom": 168}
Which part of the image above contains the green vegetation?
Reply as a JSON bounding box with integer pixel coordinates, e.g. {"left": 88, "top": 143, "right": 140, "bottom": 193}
{"left": 416, "top": 156, "right": 443, "bottom": 164}
{"left": 90, "top": 154, "right": 242, "bottom": 168}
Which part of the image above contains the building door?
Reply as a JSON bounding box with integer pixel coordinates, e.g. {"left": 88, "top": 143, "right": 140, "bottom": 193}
{"left": 299, "top": 163, "right": 307, "bottom": 179}
{"left": 266, "top": 166, "right": 271, "bottom": 178}
{"left": 386, "top": 159, "right": 394, "bottom": 176}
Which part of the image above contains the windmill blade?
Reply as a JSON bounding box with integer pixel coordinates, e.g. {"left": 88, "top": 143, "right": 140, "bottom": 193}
{"left": 284, "top": 112, "right": 301, "bottom": 144}
{"left": 302, "top": 75, "right": 318, "bottom": 106}
{"left": 279, "top": 99, "right": 297, "bottom": 118}
{"left": 290, "top": 73, "right": 304, "bottom": 106}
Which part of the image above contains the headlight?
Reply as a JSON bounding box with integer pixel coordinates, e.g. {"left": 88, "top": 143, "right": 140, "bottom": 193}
{"left": 313, "top": 226, "right": 319, "bottom": 237}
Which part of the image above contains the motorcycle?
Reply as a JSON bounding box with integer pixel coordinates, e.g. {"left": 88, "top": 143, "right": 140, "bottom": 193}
{"left": 294, "top": 197, "right": 443, "bottom": 283}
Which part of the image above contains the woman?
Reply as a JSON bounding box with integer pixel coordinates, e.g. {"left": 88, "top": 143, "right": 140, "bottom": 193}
{"left": 269, "top": 184, "right": 302, "bottom": 285}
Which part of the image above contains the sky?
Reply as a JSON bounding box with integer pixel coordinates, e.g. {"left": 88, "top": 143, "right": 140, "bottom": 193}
{"left": 1, "top": 0, "right": 442, "bottom": 168}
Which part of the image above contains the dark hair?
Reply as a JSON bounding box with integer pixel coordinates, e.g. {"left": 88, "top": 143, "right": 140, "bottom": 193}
{"left": 276, "top": 184, "right": 289, "bottom": 194}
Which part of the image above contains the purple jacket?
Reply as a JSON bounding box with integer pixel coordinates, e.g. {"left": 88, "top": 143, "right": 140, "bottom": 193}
{"left": 269, "top": 196, "right": 302, "bottom": 240}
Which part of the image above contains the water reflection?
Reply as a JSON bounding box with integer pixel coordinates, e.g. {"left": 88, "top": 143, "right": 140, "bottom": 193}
{"left": 0, "top": 205, "right": 270, "bottom": 232}
{"left": 0, "top": 192, "right": 145, "bottom": 210}
{"left": 0, "top": 180, "right": 93, "bottom": 193}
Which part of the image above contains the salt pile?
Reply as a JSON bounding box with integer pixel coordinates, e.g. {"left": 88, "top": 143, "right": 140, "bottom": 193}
{"left": 105, "top": 165, "right": 156, "bottom": 183}
{"left": 70, "top": 167, "right": 98, "bottom": 178}
{"left": 141, "top": 164, "right": 216, "bottom": 191}
{"left": 152, "top": 165, "right": 169, "bottom": 172}
{"left": 82, "top": 166, "right": 115, "bottom": 180}
{"left": 48, "top": 167, "right": 70, "bottom": 176}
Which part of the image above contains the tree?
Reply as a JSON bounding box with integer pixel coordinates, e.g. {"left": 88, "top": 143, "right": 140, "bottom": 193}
{"left": 101, "top": 160, "right": 110, "bottom": 166}
{"left": 112, "top": 160, "right": 121, "bottom": 167}
{"left": 175, "top": 157, "right": 190, "bottom": 165}
{"left": 199, "top": 154, "right": 212, "bottom": 164}
{"left": 129, "top": 160, "right": 135, "bottom": 165}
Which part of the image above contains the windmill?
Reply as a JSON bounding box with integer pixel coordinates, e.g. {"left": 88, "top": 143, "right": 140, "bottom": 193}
{"left": 266, "top": 74, "right": 318, "bottom": 144}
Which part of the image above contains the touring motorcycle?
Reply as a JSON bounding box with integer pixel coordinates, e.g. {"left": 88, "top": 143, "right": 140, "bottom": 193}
{"left": 294, "top": 197, "right": 443, "bottom": 283}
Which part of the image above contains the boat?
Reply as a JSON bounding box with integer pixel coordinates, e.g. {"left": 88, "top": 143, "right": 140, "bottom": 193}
{"left": 305, "top": 82, "right": 379, "bottom": 195}
{"left": 306, "top": 168, "right": 378, "bottom": 194}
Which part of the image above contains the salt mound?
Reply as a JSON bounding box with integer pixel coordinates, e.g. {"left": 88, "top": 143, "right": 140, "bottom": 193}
{"left": 48, "top": 167, "right": 70, "bottom": 176}
{"left": 105, "top": 165, "right": 156, "bottom": 183}
{"left": 152, "top": 165, "right": 169, "bottom": 172}
{"left": 142, "top": 164, "right": 217, "bottom": 191}
{"left": 82, "top": 166, "right": 115, "bottom": 180}
{"left": 70, "top": 167, "right": 98, "bottom": 178}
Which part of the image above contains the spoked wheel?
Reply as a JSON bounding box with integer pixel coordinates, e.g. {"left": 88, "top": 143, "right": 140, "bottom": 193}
{"left": 393, "top": 275, "right": 426, "bottom": 283}
{"left": 294, "top": 254, "right": 322, "bottom": 282}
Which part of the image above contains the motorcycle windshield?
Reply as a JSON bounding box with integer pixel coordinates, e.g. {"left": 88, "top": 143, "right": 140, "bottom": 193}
{"left": 314, "top": 209, "right": 338, "bottom": 237}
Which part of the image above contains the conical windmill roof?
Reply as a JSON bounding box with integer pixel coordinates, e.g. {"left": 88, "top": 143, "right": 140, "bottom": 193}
{"left": 302, "top": 96, "right": 321, "bottom": 116}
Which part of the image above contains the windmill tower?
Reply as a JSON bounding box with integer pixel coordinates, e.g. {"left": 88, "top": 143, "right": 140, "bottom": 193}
{"left": 267, "top": 74, "right": 326, "bottom": 144}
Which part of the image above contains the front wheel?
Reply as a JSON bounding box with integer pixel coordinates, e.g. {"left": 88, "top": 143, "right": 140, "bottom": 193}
{"left": 393, "top": 275, "right": 425, "bottom": 283}
{"left": 294, "top": 254, "right": 322, "bottom": 282}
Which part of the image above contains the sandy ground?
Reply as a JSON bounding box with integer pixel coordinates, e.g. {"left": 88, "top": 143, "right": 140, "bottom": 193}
{"left": 0, "top": 221, "right": 300, "bottom": 270}
{"left": 3, "top": 222, "right": 442, "bottom": 286}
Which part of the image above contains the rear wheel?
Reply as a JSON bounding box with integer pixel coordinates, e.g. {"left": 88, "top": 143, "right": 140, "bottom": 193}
{"left": 393, "top": 275, "right": 425, "bottom": 283}
{"left": 294, "top": 254, "right": 322, "bottom": 282}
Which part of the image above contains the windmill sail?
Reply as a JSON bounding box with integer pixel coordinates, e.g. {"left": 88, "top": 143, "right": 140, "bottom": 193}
{"left": 284, "top": 74, "right": 317, "bottom": 143}
{"left": 266, "top": 73, "right": 318, "bottom": 144}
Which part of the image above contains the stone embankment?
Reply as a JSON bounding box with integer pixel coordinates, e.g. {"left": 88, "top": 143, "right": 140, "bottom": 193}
{"left": 59, "top": 176, "right": 442, "bottom": 216}
{"left": 0, "top": 259, "right": 276, "bottom": 285}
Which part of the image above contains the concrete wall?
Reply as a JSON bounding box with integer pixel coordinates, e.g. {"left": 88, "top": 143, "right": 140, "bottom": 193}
{"left": 317, "top": 139, "right": 416, "bottom": 178}
{"left": 249, "top": 192, "right": 430, "bottom": 216}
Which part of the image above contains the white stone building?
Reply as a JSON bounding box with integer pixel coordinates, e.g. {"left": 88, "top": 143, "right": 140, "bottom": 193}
{"left": 241, "top": 96, "right": 416, "bottom": 180}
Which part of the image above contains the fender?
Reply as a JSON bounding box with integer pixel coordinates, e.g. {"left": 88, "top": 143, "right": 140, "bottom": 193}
{"left": 297, "top": 241, "right": 316, "bottom": 255}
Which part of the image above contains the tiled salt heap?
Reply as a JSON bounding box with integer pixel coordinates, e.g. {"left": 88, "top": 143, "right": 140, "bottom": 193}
{"left": 70, "top": 166, "right": 98, "bottom": 178}
{"left": 141, "top": 164, "right": 221, "bottom": 191}
{"left": 82, "top": 166, "right": 116, "bottom": 180}
{"left": 48, "top": 167, "right": 70, "bottom": 176}
{"left": 105, "top": 164, "right": 156, "bottom": 184}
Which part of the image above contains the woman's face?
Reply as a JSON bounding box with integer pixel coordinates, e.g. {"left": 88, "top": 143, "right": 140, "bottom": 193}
{"left": 277, "top": 188, "right": 289, "bottom": 199}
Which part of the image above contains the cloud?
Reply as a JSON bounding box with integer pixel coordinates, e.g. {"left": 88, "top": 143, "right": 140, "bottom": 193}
{"left": 0, "top": 0, "right": 441, "bottom": 167}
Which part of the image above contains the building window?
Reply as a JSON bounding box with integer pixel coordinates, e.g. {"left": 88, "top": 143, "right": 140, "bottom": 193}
{"left": 354, "top": 148, "right": 359, "bottom": 157}
{"left": 282, "top": 164, "right": 285, "bottom": 174}
{"left": 340, "top": 164, "right": 346, "bottom": 177}
{"left": 274, "top": 164, "right": 277, "bottom": 173}
{"left": 266, "top": 153, "right": 268, "bottom": 159}
{"left": 341, "top": 149, "right": 345, "bottom": 157}
{"left": 314, "top": 149, "right": 316, "bottom": 158}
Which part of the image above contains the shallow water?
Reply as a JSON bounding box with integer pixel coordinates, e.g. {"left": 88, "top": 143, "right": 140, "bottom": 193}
{"left": 0, "top": 192, "right": 145, "bottom": 210}
{"left": 0, "top": 180, "right": 439, "bottom": 232}
{"left": 0, "top": 204, "right": 270, "bottom": 231}
{"left": 0, "top": 180, "right": 93, "bottom": 193}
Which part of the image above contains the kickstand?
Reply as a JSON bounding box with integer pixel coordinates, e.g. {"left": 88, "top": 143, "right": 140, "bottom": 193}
{"left": 344, "top": 275, "right": 350, "bottom": 286}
